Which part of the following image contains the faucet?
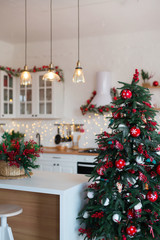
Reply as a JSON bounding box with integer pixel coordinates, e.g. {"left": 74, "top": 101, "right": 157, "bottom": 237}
{"left": 36, "top": 133, "right": 41, "bottom": 146}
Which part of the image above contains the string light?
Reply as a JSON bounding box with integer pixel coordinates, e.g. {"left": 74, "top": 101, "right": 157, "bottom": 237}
{"left": 4, "top": 113, "right": 160, "bottom": 148}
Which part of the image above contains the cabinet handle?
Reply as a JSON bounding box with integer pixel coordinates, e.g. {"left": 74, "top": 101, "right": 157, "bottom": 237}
{"left": 53, "top": 163, "right": 56, "bottom": 166}
{"left": 35, "top": 114, "right": 37, "bottom": 117}
{"left": 52, "top": 157, "right": 61, "bottom": 159}
{"left": 57, "top": 163, "right": 59, "bottom": 166}
{"left": 32, "top": 114, "right": 34, "bottom": 117}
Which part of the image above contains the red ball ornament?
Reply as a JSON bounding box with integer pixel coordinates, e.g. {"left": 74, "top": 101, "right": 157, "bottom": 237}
{"left": 147, "top": 191, "right": 158, "bottom": 202}
{"left": 115, "top": 159, "right": 126, "bottom": 169}
{"left": 156, "top": 165, "right": 160, "bottom": 175}
{"left": 153, "top": 81, "right": 159, "bottom": 87}
{"left": 97, "top": 166, "right": 106, "bottom": 176}
{"left": 130, "top": 126, "right": 141, "bottom": 137}
{"left": 126, "top": 225, "right": 137, "bottom": 236}
{"left": 121, "top": 89, "right": 132, "bottom": 99}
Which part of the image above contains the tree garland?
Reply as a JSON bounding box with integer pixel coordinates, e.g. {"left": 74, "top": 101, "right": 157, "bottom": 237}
{"left": 0, "top": 65, "right": 64, "bottom": 82}
{"left": 80, "top": 87, "right": 119, "bottom": 115}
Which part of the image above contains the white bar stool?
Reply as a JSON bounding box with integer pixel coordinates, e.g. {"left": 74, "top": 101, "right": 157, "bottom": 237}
{"left": 0, "top": 204, "right": 23, "bottom": 240}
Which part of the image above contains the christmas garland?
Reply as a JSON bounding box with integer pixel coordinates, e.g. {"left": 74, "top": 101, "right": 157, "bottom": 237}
{"left": 80, "top": 87, "right": 119, "bottom": 115}
{"left": 0, "top": 65, "right": 64, "bottom": 82}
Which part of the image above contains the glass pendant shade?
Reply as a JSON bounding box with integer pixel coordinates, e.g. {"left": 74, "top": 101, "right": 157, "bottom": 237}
{"left": 42, "top": 63, "right": 60, "bottom": 81}
{"left": 20, "top": 65, "right": 32, "bottom": 85}
{"left": 72, "top": 61, "right": 85, "bottom": 83}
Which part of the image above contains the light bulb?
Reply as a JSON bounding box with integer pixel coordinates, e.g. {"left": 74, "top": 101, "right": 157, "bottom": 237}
{"left": 20, "top": 65, "right": 32, "bottom": 85}
{"left": 72, "top": 61, "right": 85, "bottom": 83}
{"left": 42, "top": 63, "right": 60, "bottom": 81}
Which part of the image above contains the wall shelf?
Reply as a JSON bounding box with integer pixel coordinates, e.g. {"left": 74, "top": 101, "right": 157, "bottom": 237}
{"left": 142, "top": 85, "right": 160, "bottom": 89}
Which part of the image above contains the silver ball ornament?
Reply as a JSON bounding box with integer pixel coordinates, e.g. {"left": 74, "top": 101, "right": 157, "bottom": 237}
{"left": 87, "top": 191, "right": 94, "bottom": 199}
{"left": 112, "top": 213, "right": 121, "bottom": 222}
{"left": 83, "top": 211, "right": 89, "bottom": 219}
{"left": 102, "top": 198, "right": 110, "bottom": 206}
{"left": 136, "top": 156, "right": 144, "bottom": 164}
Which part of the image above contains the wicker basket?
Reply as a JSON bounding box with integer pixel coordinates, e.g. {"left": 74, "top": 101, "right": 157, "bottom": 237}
{"left": 0, "top": 160, "right": 25, "bottom": 177}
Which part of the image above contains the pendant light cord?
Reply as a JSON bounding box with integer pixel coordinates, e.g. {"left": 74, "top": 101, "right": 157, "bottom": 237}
{"left": 78, "top": 0, "right": 80, "bottom": 61}
{"left": 25, "top": 0, "right": 27, "bottom": 66}
{"left": 50, "top": 0, "right": 52, "bottom": 65}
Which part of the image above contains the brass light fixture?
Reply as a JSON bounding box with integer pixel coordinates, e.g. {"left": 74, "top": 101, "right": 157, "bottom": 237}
{"left": 20, "top": 0, "right": 32, "bottom": 85}
{"left": 43, "top": 0, "right": 60, "bottom": 82}
{"left": 72, "top": 0, "right": 85, "bottom": 83}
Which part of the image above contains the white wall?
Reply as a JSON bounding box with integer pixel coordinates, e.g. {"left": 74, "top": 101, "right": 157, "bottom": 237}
{"left": 0, "top": 41, "right": 14, "bottom": 66}
{"left": 13, "top": 30, "right": 160, "bottom": 118}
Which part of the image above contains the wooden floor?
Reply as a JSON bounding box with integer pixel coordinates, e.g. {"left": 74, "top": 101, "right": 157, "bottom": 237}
{"left": 0, "top": 189, "right": 60, "bottom": 240}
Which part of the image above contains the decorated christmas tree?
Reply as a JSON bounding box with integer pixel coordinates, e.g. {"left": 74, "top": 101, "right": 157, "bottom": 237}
{"left": 78, "top": 69, "right": 160, "bottom": 240}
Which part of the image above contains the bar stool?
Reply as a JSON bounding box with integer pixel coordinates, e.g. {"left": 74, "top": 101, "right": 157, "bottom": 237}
{"left": 0, "top": 204, "right": 23, "bottom": 240}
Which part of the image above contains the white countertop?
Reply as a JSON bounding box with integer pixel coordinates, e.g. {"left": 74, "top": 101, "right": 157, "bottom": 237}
{"left": 0, "top": 170, "right": 89, "bottom": 196}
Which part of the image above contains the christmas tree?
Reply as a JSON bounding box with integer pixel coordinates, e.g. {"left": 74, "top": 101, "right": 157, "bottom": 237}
{"left": 78, "top": 69, "right": 160, "bottom": 240}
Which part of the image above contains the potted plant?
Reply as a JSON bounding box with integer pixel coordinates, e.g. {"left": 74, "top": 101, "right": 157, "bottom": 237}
{"left": 0, "top": 131, "right": 41, "bottom": 177}
{"left": 141, "top": 69, "right": 153, "bottom": 87}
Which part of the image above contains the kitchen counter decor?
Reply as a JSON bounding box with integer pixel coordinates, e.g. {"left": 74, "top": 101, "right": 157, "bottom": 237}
{"left": 0, "top": 131, "right": 41, "bottom": 178}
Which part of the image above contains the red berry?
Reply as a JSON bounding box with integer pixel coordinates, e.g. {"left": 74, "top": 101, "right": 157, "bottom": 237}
{"left": 147, "top": 191, "right": 158, "bottom": 202}
{"left": 156, "top": 165, "right": 160, "bottom": 175}
{"left": 153, "top": 81, "right": 159, "bottom": 86}
{"left": 126, "top": 225, "right": 137, "bottom": 236}
{"left": 115, "top": 159, "right": 126, "bottom": 169}
{"left": 121, "top": 89, "right": 132, "bottom": 99}
{"left": 130, "top": 126, "right": 141, "bottom": 137}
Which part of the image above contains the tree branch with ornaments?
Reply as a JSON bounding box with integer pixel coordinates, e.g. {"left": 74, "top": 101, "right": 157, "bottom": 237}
{"left": 78, "top": 69, "right": 160, "bottom": 240}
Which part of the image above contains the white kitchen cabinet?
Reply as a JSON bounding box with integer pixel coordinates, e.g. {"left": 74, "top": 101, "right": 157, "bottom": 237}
{"left": 37, "top": 153, "right": 96, "bottom": 174}
{"left": 37, "top": 153, "right": 77, "bottom": 173}
{"left": 16, "top": 71, "right": 64, "bottom": 119}
{"left": 0, "top": 70, "right": 16, "bottom": 118}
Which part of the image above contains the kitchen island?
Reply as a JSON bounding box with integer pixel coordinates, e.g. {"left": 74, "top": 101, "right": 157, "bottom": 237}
{"left": 0, "top": 170, "right": 89, "bottom": 240}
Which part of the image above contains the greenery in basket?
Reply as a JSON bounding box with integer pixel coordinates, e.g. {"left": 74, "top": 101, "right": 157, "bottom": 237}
{"left": 0, "top": 131, "right": 41, "bottom": 175}
{"left": 2, "top": 130, "right": 25, "bottom": 141}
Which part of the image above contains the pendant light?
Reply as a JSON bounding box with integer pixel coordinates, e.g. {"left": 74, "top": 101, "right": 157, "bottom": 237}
{"left": 20, "top": 0, "right": 32, "bottom": 85}
{"left": 72, "top": 0, "right": 85, "bottom": 83}
{"left": 42, "top": 0, "right": 60, "bottom": 82}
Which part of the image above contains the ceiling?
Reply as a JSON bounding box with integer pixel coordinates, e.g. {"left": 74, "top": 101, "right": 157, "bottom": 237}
{"left": 0, "top": 0, "right": 160, "bottom": 44}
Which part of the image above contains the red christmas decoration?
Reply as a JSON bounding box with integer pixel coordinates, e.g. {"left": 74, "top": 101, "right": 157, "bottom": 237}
{"left": 147, "top": 191, "right": 158, "bottom": 202}
{"left": 156, "top": 165, "right": 160, "bottom": 175}
{"left": 97, "top": 166, "right": 106, "bottom": 176}
{"left": 112, "top": 112, "right": 121, "bottom": 119}
{"left": 127, "top": 209, "right": 134, "bottom": 219}
{"left": 121, "top": 89, "right": 132, "bottom": 99}
{"left": 130, "top": 126, "right": 141, "bottom": 137}
{"left": 153, "top": 81, "right": 159, "bottom": 87}
{"left": 115, "top": 159, "right": 126, "bottom": 169}
{"left": 126, "top": 225, "right": 137, "bottom": 236}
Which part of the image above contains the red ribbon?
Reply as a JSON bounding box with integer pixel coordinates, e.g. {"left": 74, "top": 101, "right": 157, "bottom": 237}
{"left": 149, "top": 225, "right": 155, "bottom": 238}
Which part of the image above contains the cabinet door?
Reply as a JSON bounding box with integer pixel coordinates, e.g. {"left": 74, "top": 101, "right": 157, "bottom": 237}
{"left": 35, "top": 72, "right": 64, "bottom": 118}
{"left": 17, "top": 79, "right": 34, "bottom": 118}
{"left": 36, "top": 72, "right": 53, "bottom": 118}
{"left": 60, "top": 161, "right": 77, "bottom": 174}
{"left": 0, "top": 71, "right": 15, "bottom": 118}
{"left": 40, "top": 161, "right": 61, "bottom": 172}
